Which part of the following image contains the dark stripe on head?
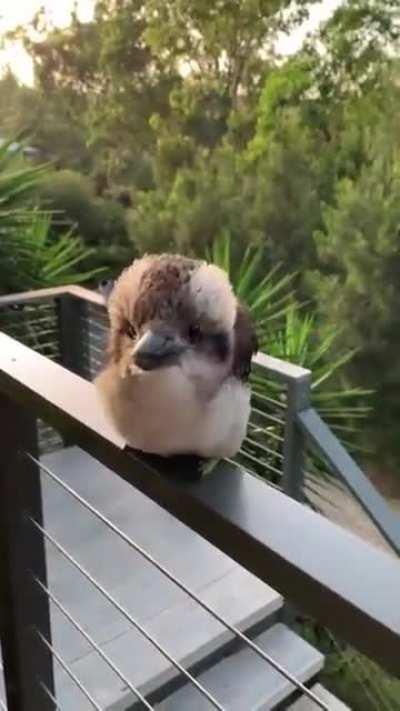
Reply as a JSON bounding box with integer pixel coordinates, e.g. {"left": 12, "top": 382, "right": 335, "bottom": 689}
{"left": 208, "top": 332, "right": 230, "bottom": 361}
{"left": 232, "top": 303, "right": 258, "bottom": 381}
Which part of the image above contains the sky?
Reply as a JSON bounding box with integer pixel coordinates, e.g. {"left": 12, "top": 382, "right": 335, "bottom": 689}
{"left": 0, "top": 0, "right": 342, "bottom": 86}
{"left": 0, "top": 0, "right": 96, "bottom": 84}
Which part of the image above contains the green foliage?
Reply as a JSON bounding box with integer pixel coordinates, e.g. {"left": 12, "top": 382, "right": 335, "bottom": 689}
{"left": 143, "top": 0, "right": 294, "bottom": 100}
{"left": 130, "top": 145, "right": 259, "bottom": 255}
{"left": 299, "top": 619, "right": 400, "bottom": 711}
{"left": 0, "top": 213, "right": 99, "bottom": 292}
{"left": 0, "top": 71, "right": 91, "bottom": 172}
{"left": 36, "top": 169, "right": 133, "bottom": 275}
{"left": 3, "top": 0, "right": 400, "bottom": 470}
{"left": 38, "top": 170, "right": 93, "bottom": 230}
{"left": 308, "top": 0, "right": 400, "bottom": 100}
{"left": 208, "top": 233, "right": 371, "bottom": 454}
{"left": 308, "top": 124, "right": 400, "bottom": 463}
{"left": 206, "top": 232, "right": 294, "bottom": 332}
{"left": 0, "top": 140, "right": 102, "bottom": 294}
{"left": 248, "top": 56, "right": 317, "bottom": 159}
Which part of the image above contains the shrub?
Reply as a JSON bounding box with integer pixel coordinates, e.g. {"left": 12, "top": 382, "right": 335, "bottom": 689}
{"left": 38, "top": 169, "right": 130, "bottom": 247}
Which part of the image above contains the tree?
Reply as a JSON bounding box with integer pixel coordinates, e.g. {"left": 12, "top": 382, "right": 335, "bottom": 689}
{"left": 13, "top": 4, "right": 177, "bottom": 182}
{"left": 308, "top": 117, "right": 400, "bottom": 465}
{"left": 304, "top": 0, "right": 400, "bottom": 101}
{"left": 143, "top": 0, "right": 316, "bottom": 102}
{"left": 0, "top": 71, "right": 92, "bottom": 172}
{"left": 14, "top": 0, "right": 323, "bottom": 181}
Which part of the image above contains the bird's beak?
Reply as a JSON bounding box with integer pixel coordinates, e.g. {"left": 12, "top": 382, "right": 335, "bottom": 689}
{"left": 133, "top": 329, "right": 186, "bottom": 371}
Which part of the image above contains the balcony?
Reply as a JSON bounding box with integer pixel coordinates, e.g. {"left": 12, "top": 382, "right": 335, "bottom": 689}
{"left": 0, "top": 285, "right": 399, "bottom": 711}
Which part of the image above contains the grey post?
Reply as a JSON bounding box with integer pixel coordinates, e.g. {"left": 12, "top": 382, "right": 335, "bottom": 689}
{"left": 282, "top": 371, "right": 312, "bottom": 501}
{"left": 0, "top": 393, "right": 55, "bottom": 711}
{"left": 57, "top": 294, "right": 88, "bottom": 446}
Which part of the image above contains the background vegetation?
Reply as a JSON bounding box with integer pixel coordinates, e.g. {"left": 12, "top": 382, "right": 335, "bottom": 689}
{"left": 2, "top": 0, "right": 399, "bottom": 475}
{"left": 0, "top": 138, "right": 101, "bottom": 293}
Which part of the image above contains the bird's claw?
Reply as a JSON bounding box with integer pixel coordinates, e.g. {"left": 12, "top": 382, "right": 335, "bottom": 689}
{"left": 199, "top": 458, "right": 220, "bottom": 477}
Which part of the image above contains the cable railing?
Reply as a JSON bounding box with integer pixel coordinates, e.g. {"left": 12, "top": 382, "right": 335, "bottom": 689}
{"left": 39, "top": 680, "right": 61, "bottom": 710}
{"left": 299, "top": 408, "right": 400, "bottom": 556}
{"left": 0, "top": 661, "right": 5, "bottom": 711}
{"left": 38, "top": 632, "right": 102, "bottom": 711}
{"left": 34, "top": 577, "right": 154, "bottom": 711}
{"left": 0, "top": 286, "right": 399, "bottom": 710}
{"left": 0, "top": 284, "right": 398, "bottom": 549}
{"left": 27, "top": 453, "right": 329, "bottom": 710}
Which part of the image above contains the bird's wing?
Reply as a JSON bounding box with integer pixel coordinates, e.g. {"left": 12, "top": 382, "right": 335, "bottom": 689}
{"left": 231, "top": 302, "right": 258, "bottom": 381}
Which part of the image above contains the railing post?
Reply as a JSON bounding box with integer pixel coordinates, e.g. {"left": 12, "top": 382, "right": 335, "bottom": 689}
{"left": 0, "top": 393, "right": 55, "bottom": 711}
{"left": 57, "top": 294, "right": 88, "bottom": 447}
{"left": 57, "top": 294, "right": 87, "bottom": 377}
{"left": 282, "top": 372, "right": 311, "bottom": 501}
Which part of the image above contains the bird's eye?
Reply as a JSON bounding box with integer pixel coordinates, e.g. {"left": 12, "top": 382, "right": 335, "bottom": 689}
{"left": 125, "top": 323, "right": 136, "bottom": 340}
{"left": 188, "top": 324, "right": 202, "bottom": 344}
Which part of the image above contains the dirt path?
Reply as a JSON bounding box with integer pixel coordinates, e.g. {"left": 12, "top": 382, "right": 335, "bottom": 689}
{"left": 306, "top": 480, "right": 400, "bottom": 557}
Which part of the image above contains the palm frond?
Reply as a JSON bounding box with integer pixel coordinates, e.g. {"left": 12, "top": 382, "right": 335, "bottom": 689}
{"left": 0, "top": 138, "right": 104, "bottom": 294}
{"left": 207, "top": 231, "right": 373, "bottom": 479}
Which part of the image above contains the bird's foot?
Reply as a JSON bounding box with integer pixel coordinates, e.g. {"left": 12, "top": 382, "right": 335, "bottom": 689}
{"left": 199, "top": 458, "right": 221, "bottom": 477}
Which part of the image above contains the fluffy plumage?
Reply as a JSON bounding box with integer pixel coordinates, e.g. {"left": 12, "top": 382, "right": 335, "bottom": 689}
{"left": 95, "top": 254, "right": 258, "bottom": 459}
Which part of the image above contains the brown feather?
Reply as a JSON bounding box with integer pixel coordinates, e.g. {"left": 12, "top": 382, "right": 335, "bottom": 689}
{"left": 232, "top": 303, "right": 258, "bottom": 381}
{"left": 133, "top": 255, "right": 197, "bottom": 328}
{"left": 106, "top": 254, "right": 197, "bottom": 365}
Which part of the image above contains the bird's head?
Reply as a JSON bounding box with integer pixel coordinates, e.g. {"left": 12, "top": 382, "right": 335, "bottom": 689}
{"left": 106, "top": 254, "right": 257, "bottom": 395}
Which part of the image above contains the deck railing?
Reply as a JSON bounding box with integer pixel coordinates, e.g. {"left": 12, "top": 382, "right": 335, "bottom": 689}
{"left": 0, "top": 286, "right": 399, "bottom": 710}
{"left": 1, "top": 285, "right": 398, "bottom": 554}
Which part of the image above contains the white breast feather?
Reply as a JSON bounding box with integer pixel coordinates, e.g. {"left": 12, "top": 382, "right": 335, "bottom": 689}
{"left": 96, "top": 365, "right": 251, "bottom": 458}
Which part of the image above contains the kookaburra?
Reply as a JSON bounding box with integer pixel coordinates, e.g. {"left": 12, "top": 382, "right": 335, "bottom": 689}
{"left": 95, "top": 254, "right": 258, "bottom": 462}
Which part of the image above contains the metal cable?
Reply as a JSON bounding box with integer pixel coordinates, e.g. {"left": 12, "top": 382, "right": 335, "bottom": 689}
{"left": 84, "top": 328, "right": 107, "bottom": 345}
{"left": 238, "top": 448, "right": 283, "bottom": 478}
{"left": 87, "top": 342, "right": 106, "bottom": 359}
{"left": 0, "top": 657, "right": 5, "bottom": 710}
{"left": 28, "top": 455, "right": 329, "bottom": 710}
{"left": 86, "top": 324, "right": 109, "bottom": 339}
{"left": 86, "top": 315, "right": 108, "bottom": 331}
{"left": 227, "top": 459, "right": 282, "bottom": 493}
{"left": 6, "top": 301, "right": 55, "bottom": 312}
{"left": 85, "top": 324, "right": 107, "bottom": 340}
{"left": 4, "top": 326, "right": 58, "bottom": 342}
{"left": 36, "top": 632, "right": 101, "bottom": 710}
{"left": 1, "top": 308, "right": 55, "bottom": 323}
{"left": 248, "top": 423, "right": 284, "bottom": 444}
{"left": 252, "top": 390, "right": 287, "bottom": 410}
{"left": 31, "top": 340, "right": 60, "bottom": 352}
{"left": 34, "top": 577, "right": 153, "bottom": 710}
{"left": 244, "top": 437, "right": 284, "bottom": 462}
{"left": 251, "top": 406, "right": 285, "bottom": 427}
{"left": 25, "top": 328, "right": 59, "bottom": 341}
{"left": 87, "top": 302, "right": 108, "bottom": 316}
{"left": 39, "top": 681, "right": 61, "bottom": 709}
{"left": 30, "top": 520, "right": 225, "bottom": 711}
